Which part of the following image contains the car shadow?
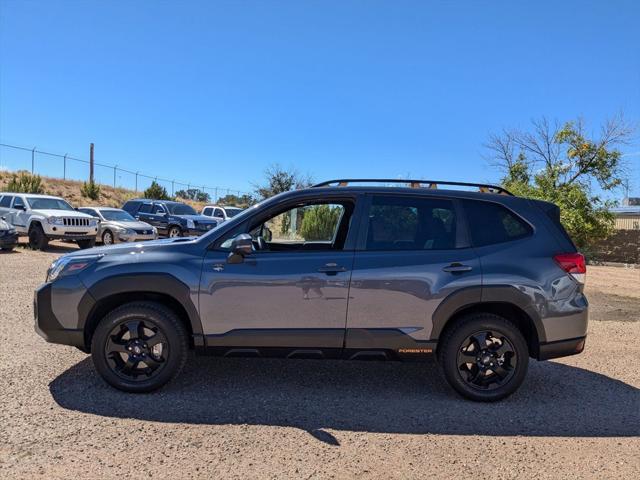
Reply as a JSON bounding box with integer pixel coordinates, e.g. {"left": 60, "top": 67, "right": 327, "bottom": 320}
{"left": 49, "top": 356, "right": 639, "bottom": 440}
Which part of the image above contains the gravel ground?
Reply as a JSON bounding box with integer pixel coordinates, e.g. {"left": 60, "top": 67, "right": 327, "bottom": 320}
{"left": 1, "top": 243, "right": 639, "bottom": 479}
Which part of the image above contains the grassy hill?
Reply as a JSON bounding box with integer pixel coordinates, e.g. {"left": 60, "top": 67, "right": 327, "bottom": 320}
{"left": 0, "top": 170, "right": 209, "bottom": 211}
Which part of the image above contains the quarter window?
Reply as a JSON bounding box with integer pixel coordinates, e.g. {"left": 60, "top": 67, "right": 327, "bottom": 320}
{"left": 12, "top": 197, "right": 25, "bottom": 209}
{"left": 365, "top": 196, "right": 457, "bottom": 250}
{"left": 463, "top": 200, "right": 532, "bottom": 246}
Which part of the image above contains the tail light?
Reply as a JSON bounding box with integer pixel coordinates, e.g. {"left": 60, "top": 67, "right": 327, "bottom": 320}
{"left": 554, "top": 253, "right": 586, "bottom": 284}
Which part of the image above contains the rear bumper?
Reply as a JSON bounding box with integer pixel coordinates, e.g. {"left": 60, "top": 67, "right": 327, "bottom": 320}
{"left": 537, "top": 336, "right": 586, "bottom": 360}
{"left": 34, "top": 283, "right": 85, "bottom": 347}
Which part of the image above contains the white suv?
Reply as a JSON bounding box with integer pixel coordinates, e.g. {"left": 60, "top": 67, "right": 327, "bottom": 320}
{"left": 0, "top": 193, "right": 98, "bottom": 250}
{"left": 200, "top": 205, "right": 244, "bottom": 222}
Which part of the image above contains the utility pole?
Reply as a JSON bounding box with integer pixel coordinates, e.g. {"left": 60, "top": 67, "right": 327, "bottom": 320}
{"left": 89, "top": 143, "right": 95, "bottom": 183}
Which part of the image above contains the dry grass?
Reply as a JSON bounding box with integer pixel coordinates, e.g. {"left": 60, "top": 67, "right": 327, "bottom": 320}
{"left": 0, "top": 171, "right": 208, "bottom": 211}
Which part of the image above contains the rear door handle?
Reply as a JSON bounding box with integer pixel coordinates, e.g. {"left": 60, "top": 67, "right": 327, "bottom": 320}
{"left": 442, "top": 263, "right": 473, "bottom": 273}
{"left": 318, "top": 263, "right": 347, "bottom": 275}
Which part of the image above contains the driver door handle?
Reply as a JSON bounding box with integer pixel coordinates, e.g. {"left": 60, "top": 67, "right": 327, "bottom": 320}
{"left": 442, "top": 263, "right": 473, "bottom": 273}
{"left": 318, "top": 263, "right": 347, "bottom": 275}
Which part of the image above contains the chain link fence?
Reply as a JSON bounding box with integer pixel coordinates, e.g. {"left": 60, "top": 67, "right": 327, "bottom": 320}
{"left": 0, "top": 143, "right": 252, "bottom": 203}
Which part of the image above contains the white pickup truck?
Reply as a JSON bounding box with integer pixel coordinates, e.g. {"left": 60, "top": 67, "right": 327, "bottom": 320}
{"left": 0, "top": 193, "right": 98, "bottom": 250}
{"left": 200, "top": 205, "right": 244, "bottom": 222}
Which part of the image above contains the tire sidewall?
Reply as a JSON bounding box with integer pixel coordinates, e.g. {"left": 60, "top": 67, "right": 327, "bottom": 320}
{"left": 440, "top": 314, "right": 529, "bottom": 402}
{"left": 91, "top": 303, "right": 188, "bottom": 393}
{"left": 168, "top": 226, "right": 181, "bottom": 238}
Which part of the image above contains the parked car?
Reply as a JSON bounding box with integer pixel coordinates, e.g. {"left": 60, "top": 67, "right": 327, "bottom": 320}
{"left": 201, "top": 205, "right": 244, "bottom": 222}
{"left": 122, "top": 199, "right": 220, "bottom": 238}
{"left": 0, "top": 217, "right": 18, "bottom": 251}
{"left": 34, "top": 179, "right": 588, "bottom": 401}
{"left": 0, "top": 193, "right": 98, "bottom": 250}
{"left": 78, "top": 207, "right": 158, "bottom": 245}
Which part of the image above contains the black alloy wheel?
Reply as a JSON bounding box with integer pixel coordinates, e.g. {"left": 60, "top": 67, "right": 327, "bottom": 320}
{"left": 105, "top": 319, "right": 169, "bottom": 381}
{"left": 456, "top": 330, "right": 517, "bottom": 390}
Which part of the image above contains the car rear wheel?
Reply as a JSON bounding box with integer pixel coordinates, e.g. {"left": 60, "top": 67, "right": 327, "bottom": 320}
{"left": 438, "top": 313, "right": 529, "bottom": 402}
{"left": 28, "top": 224, "right": 49, "bottom": 250}
{"left": 168, "top": 226, "right": 182, "bottom": 238}
{"left": 102, "top": 230, "right": 114, "bottom": 245}
{"left": 91, "top": 302, "right": 188, "bottom": 393}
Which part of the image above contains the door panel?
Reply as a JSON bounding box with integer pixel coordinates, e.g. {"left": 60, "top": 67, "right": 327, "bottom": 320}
{"left": 346, "top": 249, "right": 481, "bottom": 347}
{"left": 199, "top": 250, "right": 354, "bottom": 348}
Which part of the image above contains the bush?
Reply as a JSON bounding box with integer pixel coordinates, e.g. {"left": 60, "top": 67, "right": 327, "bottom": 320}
{"left": 143, "top": 181, "right": 171, "bottom": 200}
{"left": 80, "top": 180, "right": 101, "bottom": 200}
{"left": 6, "top": 172, "right": 44, "bottom": 194}
{"left": 299, "top": 205, "right": 342, "bottom": 241}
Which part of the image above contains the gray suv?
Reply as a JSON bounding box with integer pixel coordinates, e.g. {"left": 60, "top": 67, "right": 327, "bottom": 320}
{"left": 34, "top": 179, "right": 588, "bottom": 401}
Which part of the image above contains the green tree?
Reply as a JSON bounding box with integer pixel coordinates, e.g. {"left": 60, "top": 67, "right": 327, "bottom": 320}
{"left": 80, "top": 180, "right": 101, "bottom": 200}
{"left": 143, "top": 181, "right": 171, "bottom": 200}
{"left": 217, "top": 193, "right": 256, "bottom": 207}
{"left": 299, "top": 205, "right": 342, "bottom": 241}
{"left": 253, "top": 164, "right": 313, "bottom": 200}
{"left": 175, "top": 188, "right": 210, "bottom": 203}
{"left": 486, "top": 115, "right": 634, "bottom": 250}
{"left": 7, "top": 172, "right": 44, "bottom": 194}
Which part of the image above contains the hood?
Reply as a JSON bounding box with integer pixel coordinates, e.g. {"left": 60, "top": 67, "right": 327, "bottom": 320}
{"left": 62, "top": 236, "right": 198, "bottom": 259}
{"left": 32, "top": 209, "right": 94, "bottom": 218}
{"left": 104, "top": 220, "right": 154, "bottom": 230}
{"left": 173, "top": 214, "right": 218, "bottom": 223}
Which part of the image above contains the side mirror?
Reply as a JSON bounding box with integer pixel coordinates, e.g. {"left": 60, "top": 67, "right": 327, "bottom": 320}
{"left": 15, "top": 205, "right": 26, "bottom": 211}
{"left": 227, "top": 233, "right": 253, "bottom": 264}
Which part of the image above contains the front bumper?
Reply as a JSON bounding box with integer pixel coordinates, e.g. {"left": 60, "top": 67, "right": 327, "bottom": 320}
{"left": 0, "top": 232, "right": 18, "bottom": 248}
{"left": 34, "top": 282, "right": 85, "bottom": 347}
{"left": 116, "top": 233, "right": 157, "bottom": 243}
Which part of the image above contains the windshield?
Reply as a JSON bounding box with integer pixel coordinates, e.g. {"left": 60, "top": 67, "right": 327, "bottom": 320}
{"left": 101, "top": 209, "right": 135, "bottom": 221}
{"left": 166, "top": 203, "right": 197, "bottom": 215}
{"left": 225, "top": 207, "right": 243, "bottom": 218}
{"left": 27, "top": 197, "right": 74, "bottom": 211}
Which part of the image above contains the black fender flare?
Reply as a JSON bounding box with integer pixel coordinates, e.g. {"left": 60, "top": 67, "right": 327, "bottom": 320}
{"left": 78, "top": 272, "right": 203, "bottom": 339}
{"left": 430, "top": 285, "right": 546, "bottom": 342}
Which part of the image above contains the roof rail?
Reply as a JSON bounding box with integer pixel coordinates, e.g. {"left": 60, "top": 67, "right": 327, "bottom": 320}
{"left": 311, "top": 179, "right": 513, "bottom": 196}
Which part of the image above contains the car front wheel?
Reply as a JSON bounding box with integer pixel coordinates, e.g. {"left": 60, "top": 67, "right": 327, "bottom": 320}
{"left": 102, "top": 230, "right": 114, "bottom": 245}
{"left": 168, "top": 226, "right": 182, "bottom": 238}
{"left": 91, "top": 302, "right": 189, "bottom": 393}
{"left": 28, "top": 224, "right": 49, "bottom": 250}
{"left": 438, "top": 313, "right": 529, "bottom": 402}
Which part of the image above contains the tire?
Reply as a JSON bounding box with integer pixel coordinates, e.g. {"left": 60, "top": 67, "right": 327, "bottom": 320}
{"left": 76, "top": 238, "right": 96, "bottom": 249}
{"left": 168, "top": 225, "right": 182, "bottom": 238}
{"left": 91, "top": 301, "right": 189, "bottom": 393}
{"left": 28, "top": 223, "right": 49, "bottom": 250}
{"left": 102, "top": 230, "right": 115, "bottom": 245}
{"left": 438, "top": 313, "right": 529, "bottom": 402}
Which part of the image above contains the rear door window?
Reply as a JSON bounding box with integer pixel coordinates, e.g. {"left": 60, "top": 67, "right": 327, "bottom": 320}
{"left": 463, "top": 200, "right": 532, "bottom": 246}
{"left": 138, "top": 203, "right": 153, "bottom": 214}
{"left": 364, "top": 196, "right": 458, "bottom": 250}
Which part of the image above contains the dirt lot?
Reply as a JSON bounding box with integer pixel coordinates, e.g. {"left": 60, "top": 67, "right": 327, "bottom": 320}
{"left": 1, "top": 243, "right": 638, "bottom": 479}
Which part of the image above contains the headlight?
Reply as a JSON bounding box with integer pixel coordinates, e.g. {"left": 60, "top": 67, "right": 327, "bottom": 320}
{"left": 124, "top": 228, "right": 135, "bottom": 235}
{"left": 186, "top": 219, "right": 195, "bottom": 229}
{"left": 47, "top": 216, "right": 64, "bottom": 225}
{"left": 46, "top": 255, "right": 101, "bottom": 283}
{"left": 89, "top": 219, "right": 98, "bottom": 226}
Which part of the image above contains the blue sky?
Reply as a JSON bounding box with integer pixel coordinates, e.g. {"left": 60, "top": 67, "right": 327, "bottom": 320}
{"left": 1, "top": 0, "right": 639, "bottom": 197}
